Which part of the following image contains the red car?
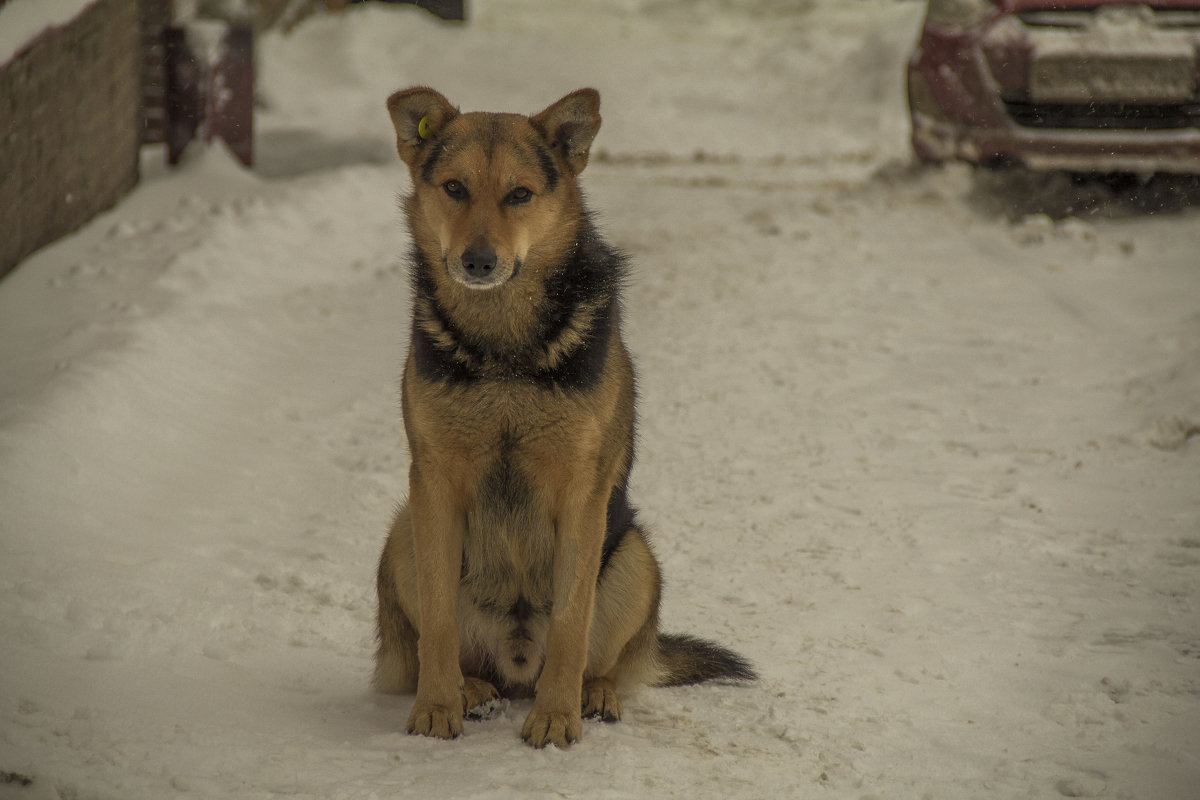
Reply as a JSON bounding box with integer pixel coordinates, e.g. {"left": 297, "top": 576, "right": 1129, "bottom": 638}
{"left": 908, "top": 0, "right": 1200, "bottom": 174}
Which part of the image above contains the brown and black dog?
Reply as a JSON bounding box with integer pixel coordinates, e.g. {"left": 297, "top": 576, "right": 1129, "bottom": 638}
{"left": 373, "top": 87, "right": 754, "bottom": 748}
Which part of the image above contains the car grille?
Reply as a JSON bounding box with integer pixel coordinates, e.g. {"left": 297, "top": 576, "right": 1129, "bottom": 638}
{"left": 1005, "top": 6, "right": 1200, "bottom": 128}
{"left": 1004, "top": 100, "right": 1200, "bottom": 129}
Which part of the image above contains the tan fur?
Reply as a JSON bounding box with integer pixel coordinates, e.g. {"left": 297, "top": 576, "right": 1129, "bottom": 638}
{"left": 373, "top": 87, "right": 752, "bottom": 749}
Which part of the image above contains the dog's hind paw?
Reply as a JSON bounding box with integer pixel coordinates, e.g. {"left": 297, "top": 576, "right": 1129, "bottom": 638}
{"left": 463, "top": 675, "right": 500, "bottom": 708}
{"left": 581, "top": 677, "right": 622, "bottom": 723}
{"left": 466, "top": 697, "right": 508, "bottom": 722}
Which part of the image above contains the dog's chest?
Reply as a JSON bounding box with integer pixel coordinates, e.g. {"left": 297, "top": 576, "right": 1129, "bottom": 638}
{"left": 459, "top": 438, "right": 557, "bottom": 615}
{"left": 412, "top": 379, "right": 607, "bottom": 614}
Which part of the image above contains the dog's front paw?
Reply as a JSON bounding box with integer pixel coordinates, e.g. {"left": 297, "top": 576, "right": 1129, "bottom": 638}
{"left": 520, "top": 706, "right": 582, "bottom": 749}
{"left": 406, "top": 700, "right": 463, "bottom": 740}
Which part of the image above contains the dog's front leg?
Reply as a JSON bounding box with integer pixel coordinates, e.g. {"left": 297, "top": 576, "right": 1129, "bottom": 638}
{"left": 407, "top": 466, "right": 467, "bottom": 739}
{"left": 521, "top": 487, "right": 607, "bottom": 748}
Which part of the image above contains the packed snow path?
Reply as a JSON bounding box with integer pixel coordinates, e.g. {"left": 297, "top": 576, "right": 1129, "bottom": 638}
{"left": 2, "top": 2, "right": 1197, "bottom": 798}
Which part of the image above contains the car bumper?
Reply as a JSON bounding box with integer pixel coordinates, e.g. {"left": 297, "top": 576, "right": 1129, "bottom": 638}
{"left": 908, "top": 11, "right": 1200, "bottom": 174}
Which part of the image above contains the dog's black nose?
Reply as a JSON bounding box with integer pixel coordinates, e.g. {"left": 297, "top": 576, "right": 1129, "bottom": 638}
{"left": 461, "top": 246, "right": 497, "bottom": 278}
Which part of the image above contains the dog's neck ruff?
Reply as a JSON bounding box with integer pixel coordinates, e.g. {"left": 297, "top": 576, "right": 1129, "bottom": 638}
{"left": 410, "top": 221, "right": 626, "bottom": 392}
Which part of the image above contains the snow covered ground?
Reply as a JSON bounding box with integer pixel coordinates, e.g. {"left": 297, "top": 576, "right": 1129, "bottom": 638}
{"left": 2, "top": 1, "right": 1199, "bottom": 798}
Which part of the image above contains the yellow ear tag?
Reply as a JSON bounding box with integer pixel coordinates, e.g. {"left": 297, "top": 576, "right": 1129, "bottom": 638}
{"left": 417, "top": 115, "right": 432, "bottom": 140}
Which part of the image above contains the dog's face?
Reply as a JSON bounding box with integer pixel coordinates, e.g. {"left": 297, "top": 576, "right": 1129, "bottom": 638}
{"left": 387, "top": 88, "right": 602, "bottom": 290}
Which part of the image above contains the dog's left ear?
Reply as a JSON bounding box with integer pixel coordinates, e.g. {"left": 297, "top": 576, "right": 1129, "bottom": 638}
{"left": 387, "top": 86, "right": 458, "bottom": 170}
{"left": 531, "top": 89, "right": 601, "bottom": 176}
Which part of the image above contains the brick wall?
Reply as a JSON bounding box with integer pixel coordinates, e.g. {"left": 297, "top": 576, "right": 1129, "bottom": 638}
{"left": 0, "top": 0, "right": 142, "bottom": 278}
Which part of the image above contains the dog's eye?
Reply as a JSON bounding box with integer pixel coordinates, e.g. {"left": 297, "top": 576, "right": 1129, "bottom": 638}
{"left": 442, "top": 180, "right": 467, "bottom": 200}
{"left": 505, "top": 187, "right": 533, "bottom": 206}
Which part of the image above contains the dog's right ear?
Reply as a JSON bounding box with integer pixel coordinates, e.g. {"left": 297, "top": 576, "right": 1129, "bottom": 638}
{"left": 387, "top": 87, "right": 457, "bottom": 169}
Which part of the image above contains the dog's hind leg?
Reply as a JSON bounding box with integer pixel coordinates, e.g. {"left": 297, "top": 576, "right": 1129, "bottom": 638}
{"left": 374, "top": 506, "right": 420, "bottom": 694}
{"left": 582, "top": 525, "right": 663, "bottom": 723}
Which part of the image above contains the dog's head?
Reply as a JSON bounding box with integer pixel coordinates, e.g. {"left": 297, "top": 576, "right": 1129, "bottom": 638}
{"left": 387, "top": 87, "right": 601, "bottom": 291}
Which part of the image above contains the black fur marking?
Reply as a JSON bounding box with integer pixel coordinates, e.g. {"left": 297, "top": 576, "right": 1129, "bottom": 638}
{"left": 538, "top": 299, "right": 613, "bottom": 392}
{"left": 657, "top": 633, "right": 758, "bottom": 686}
{"left": 463, "top": 576, "right": 552, "bottom": 620}
{"left": 530, "top": 217, "right": 626, "bottom": 390}
{"left": 510, "top": 594, "right": 533, "bottom": 622}
{"left": 599, "top": 481, "right": 636, "bottom": 575}
{"left": 410, "top": 314, "right": 475, "bottom": 383}
{"left": 486, "top": 117, "right": 502, "bottom": 160}
{"left": 475, "top": 596, "right": 522, "bottom": 618}
{"left": 480, "top": 443, "right": 531, "bottom": 516}
{"left": 533, "top": 143, "right": 559, "bottom": 192}
{"left": 409, "top": 263, "right": 489, "bottom": 383}
{"left": 419, "top": 138, "right": 449, "bottom": 184}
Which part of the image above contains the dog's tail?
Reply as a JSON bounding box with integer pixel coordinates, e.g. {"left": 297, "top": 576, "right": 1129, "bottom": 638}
{"left": 653, "top": 633, "right": 757, "bottom": 687}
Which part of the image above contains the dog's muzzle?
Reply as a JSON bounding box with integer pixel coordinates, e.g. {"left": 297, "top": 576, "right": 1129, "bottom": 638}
{"left": 449, "top": 245, "right": 518, "bottom": 289}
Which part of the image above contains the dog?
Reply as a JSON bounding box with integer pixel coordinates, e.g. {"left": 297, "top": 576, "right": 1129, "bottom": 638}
{"left": 373, "top": 87, "right": 755, "bottom": 748}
